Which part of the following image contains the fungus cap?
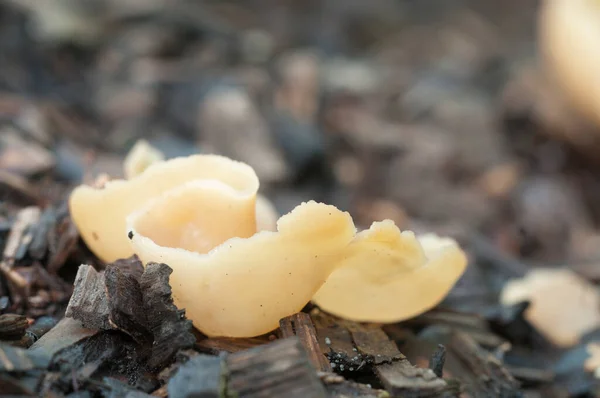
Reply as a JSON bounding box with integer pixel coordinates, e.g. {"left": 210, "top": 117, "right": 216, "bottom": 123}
{"left": 69, "top": 154, "right": 259, "bottom": 263}
{"left": 311, "top": 226, "right": 468, "bottom": 322}
{"left": 128, "top": 196, "right": 356, "bottom": 337}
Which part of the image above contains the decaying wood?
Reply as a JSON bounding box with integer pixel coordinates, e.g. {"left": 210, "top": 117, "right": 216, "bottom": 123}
{"left": 0, "top": 206, "right": 40, "bottom": 289}
{"left": 280, "top": 312, "right": 332, "bottom": 372}
{"left": 0, "top": 313, "right": 29, "bottom": 340}
{"left": 449, "top": 331, "right": 522, "bottom": 398}
{"left": 0, "top": 342, "right": 49, "bottom": 371}
{"left": 65, "top": 264, "right": 111, "bottom": 330}
{"left": 319, "top": 372, "right": 388, "bottom": 398}
{"left": 65, "top": 260, "right": 194, "bottom": 369}
{"left": 226, "top": 337, "right": 328, "bottom": 398}
{"left": 167, "top": 354, "right": 223, "bottom": 398}
{"left": 311, "top": 309, "right": 451, "bottom": 396}
{"left": 430, "top": 344, "right": 447, "bottom": 378}
{"left": 28, "top": 318, "right": 98, "bottom": 359}
{"left": 197, "top": 336, "right": 270, "bottom": 355}
{"left": 0, "top": 169, "right": 41, "bottom": 205}
{"left": 46, "top": 204, "right": 79, "bottom": 274}
{"left": 139, "top": 262, "right": 195, "bottom": 369}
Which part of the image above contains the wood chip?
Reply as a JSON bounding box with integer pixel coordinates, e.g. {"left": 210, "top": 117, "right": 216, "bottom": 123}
{"left": 0, "top": 342, "right": 49, "bottom": 371}
{"left": 65, "top": 260, "right": 194, "bottom": 368}
{"left": 226, "top": 337, "right": 328, "bottom": 398}
{"left": 311, "top": 309, "right": 449, "bottom": 396}
{"left": 167, "top": 354, "right": 223, "bottom": 398}
{"left": 280, "top": 312, "right": 332, "bottom": 372}
{"left": 0, "top": 313, "right": 29, "bottom": 340}
{"left": 139, "top": 262, "right": 196, "bottom": 369}
{"left": 197, "top": 336, "right": 271, "bottom": 355}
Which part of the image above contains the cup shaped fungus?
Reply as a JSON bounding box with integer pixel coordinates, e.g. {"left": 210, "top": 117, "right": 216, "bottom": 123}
{"left": 69, "top": 155, "right": 260, "bottom": 263}
{"left": 128, "top": 196, "right": 357, "bottom": 337}
{"left": 311, "top": 224, "right": 468, "bottom": 322}
{"left": 70, "top": 152, "right": 468, "bottom": 337}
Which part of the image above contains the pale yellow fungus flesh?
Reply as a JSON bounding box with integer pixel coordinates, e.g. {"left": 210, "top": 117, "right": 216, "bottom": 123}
{"left": 69, "top": 155, "right": 259, "bottom": 263}
{"left": 123, "top": 139, "right": 165, "bottom": 180}
{"left": 312, "top": 228, "right": 468, "bottom": 323}
{"left": 69, "top": 152, "right": 468, "bottom": 338}
{"left": 129, "top": 198, "right": 355, "bottom": 337}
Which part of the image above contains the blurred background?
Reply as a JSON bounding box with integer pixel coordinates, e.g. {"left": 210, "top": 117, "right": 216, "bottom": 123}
{"left": 3, "top": 0, "right": 600, "bottom": 265}
{"left": 3, "top": 0, "right": 600, "bottom": 395}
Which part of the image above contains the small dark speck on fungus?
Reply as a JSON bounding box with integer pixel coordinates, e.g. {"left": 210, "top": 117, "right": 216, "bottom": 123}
{"left": 128, "top": 231, "right": 134, "bottom": 240}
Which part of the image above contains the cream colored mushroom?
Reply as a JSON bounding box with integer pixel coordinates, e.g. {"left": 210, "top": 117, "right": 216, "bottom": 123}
{"left": 123, "top": 139, "right": 165, "bottom": 180}
{"left": 128, "top": 197, "right": 356, "bottom": 337}
{"left": 70, "top": 151, "right": 468, "bottom": 337}
{"left": 539, "top": 0, "right": 600, "bottom": 127}
{"left": 69, "top": 155, "right": 260, "bottom": 263}
{"left": 311, "top": 225, "right": 468, "bottom": 322}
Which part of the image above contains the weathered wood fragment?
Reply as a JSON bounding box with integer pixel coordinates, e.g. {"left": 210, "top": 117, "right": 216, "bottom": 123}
{"left": 167, "top": 354, "right": 223, "bottom": 398}
{"left": 105, "top": 265, "right": 152, "bottom": 345}
{"left": 449, "top": 331, "right": 522, "bottom": 397}
{"left": 311, "top": 309, "right": 451, "bottom": 396}
{"left": 280, "top": 312, "right": 332, "bottom": 372}
{"left": 47, "top": 204, "right": 79, "bottom": 274}
{"left": 226, "top": 337, "right": 327, "bottom": 398}
{"left": 65, "top": 261, "right": 194, "bottom": 368}
{"left": 319, "top": 372, "right": 388, "bottom": 398}
{"left": 139, "top": 262, "right": 195, "bottom": 369}
{"left": 0, "top": 342, "right": 49, "bottom": 371}
{"left": 430, "top": 344, "right": 447, "bottom": 378}
{"left": 0, "top": 313, "right": 29, "bottom": 340}
{"left": 65, "top": 265, "right": 111, "bottom": 330}
{"left": 29, "top": 318, "right": 98, "bottom": 359}
{"left": 197, "top": 336, "right": 270, "bottom": 355}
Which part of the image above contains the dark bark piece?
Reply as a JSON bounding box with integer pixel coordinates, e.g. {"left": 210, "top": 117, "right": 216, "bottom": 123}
{"left": 375, "top": 360, "right": 451, "bottom": 397}
{"left": 29, "top": 318, "right": 98, "bottom": 359}
{"left": 0, "top": 342, "right": 49, "bottom": 371}
{"left": 0, "top": 313, "right": 29, "bottom": 340}
{"left": 103, "top": 377, "right": 155, "bottom": 398}
{"left": 430, "top": 345, "right": 447, "bottom": 378}
{"left": 111, "top": 255, "right": 144, "bottom": 281}
{"left": 167, "top": 354, "right": 223, "bottom": 398}
{"left": 28, "top": 207, "right": 56, "bottom": 260}
{"left": 65, "top": 264, "right": 111, "bottom": 330}
{"left": 320, "top": 372, "right": 386, "bottom": 398}
{"left": 226, "top": 337, "right": 327, "bottom": 398}
{"left": 105, "top": 265, "right": 152, "bottom": 346}
{"left": 0, "top": 169, "right": 41, "bottom": 205}
{"left": 345, "top": 322, "right": 404, "bottom": 365}
{"left": 449, "top": 331, "right": 522, "bottom": 398}
{"left": 310, "top": 310, "right": 361, "bottom": 372}
{"left": 47, "top": 206, "right": 79, "bottom": 274}
{"left": 17, "top": 316, "right": 59, "bottom": 348}
{"left": 3, "top": 206, "right": 41, "bottom": 261}
{"left": 139, "top": 262, "right": 195, "bottom": 369}
{"left": 196, "top": 336, "right": 269, "bottom": 355}
{"left": 0, "top": 206, "right": 40, "bottom": 289}
{"left": 279, "top": 312, "right": 332, "bottom": 372}
{"left": 46, "top": 331, "right": 152, "bottom": 394}
{"left": 0, "top": 370, "right": 44, "bottom": 396}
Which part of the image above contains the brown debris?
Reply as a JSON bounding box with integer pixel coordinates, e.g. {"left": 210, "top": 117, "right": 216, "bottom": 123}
{"left": 65, "top": 260, "right": 194, "bottom": 368}
{"left": 311, "top": 310, "right": 449, "bottom": 396}
{"left": 0, "top": 313, "right": 29, "bottom": 340}
{"left": 279, "top": 312, "right": 332, "bottom": 372}
{"left": 197, "top": 336, "right": 272, "bottom": 355}
{"left": 226, "top": 337, "right": 328, "bottom": 398}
